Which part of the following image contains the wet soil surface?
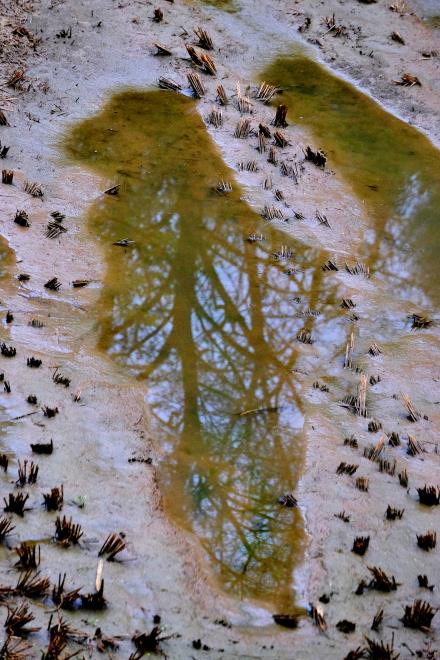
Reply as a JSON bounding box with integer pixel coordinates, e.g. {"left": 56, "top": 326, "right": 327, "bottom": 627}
{"left": 0, "top": 0, "right": 439, "bottom": 658}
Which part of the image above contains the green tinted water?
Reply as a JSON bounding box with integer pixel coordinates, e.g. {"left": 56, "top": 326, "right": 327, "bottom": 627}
{"left": 262, "top": 56, "right": 440, "bottom": 309}
{"left": 64, "top": 90, "right": 343, "bottom": 612}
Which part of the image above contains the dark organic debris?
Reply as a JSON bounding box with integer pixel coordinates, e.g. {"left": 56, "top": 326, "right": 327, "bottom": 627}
{"left": 2, "top": 169, "right": 14, "bottom": 184}
{"left": 31, "top": 438, "right": 53, "bottom": 455}
{"left": 18, "top": 273, "right": 31, "bottom": 282}
{"left": 407, "top": 434, "right": 423, "bottom": 456}
{"left": 273, "top": 614, "right": 298, "bottom": 629}
{"left": 386, "top": 505, "right": 404, "bottom": 520}
{"left": 17, "top": 460, "right": 38, "bottom": 486}
{"left": 24, "top": 181, "right": 43, "bottom": 197}
{"left": 398, "top": 469, "right": 408, "bottom": 488}
{"left": 417, "top": 485, "right": 440, "bottom": 506}
{"left": 344, "top": 436, "right": 358, "bottom": 449}
{"left": 1, "top": 343, "right": 16, "bottom": 358}
{"left": 42, "top": 405, "right": 59, "bottom": 418}
{"left": 72, "top": 279, "right": 91, "bottom": 288}
{"left": 322, "top": 13, "right": 348, "bottom": 37}
{"left": 297, "top": 329, "right": 312, "bottom": 344}
{"left": 391, "top": 30, "right": 405, "bottom": 44}
{"left": 0, "top": 636, "right": 32, "bottom": 658}
{"left": 43, "top": 486, "right": 64, "bottom": 512}
{"left": 158, "top": 77, "right": 181, "bottom": 92}
{"left": 379, "top": 459, "right": 396, "bottom": 476}
{"left": 335, "top": 511, "right": 350, "bottom": 523}
{"left": 308, "top": 603, "right": 327, "bottom": 632}
{"left": 15, "top": 543, "right": 40, "bottom": 570}
{"left": 3, "top": 493, "right": 29, "bottom": 517}
{"left": 417, "top": 531, "right": 436, "bottom": 551}
{"left": 418, "top": 574, "right": 434, "bottom": 591}
{"left": 29, "top": 319, "right": 44, "bottom": 328}
{"left": 187, "top": 72, "right": 205, "bottom": 98}
{"left": 403, "top": 394, "right": 421, "bottom": 422}
{"left": 4, "top": 603, "right": 40, "bottom": 636}
{"left": 316, "top": 210, "right": 331, "bottom": 228}
{"left": 0, "top": 140, "right": 10, "bottom": 158}
{"left": 0, "top": 454, "right": 8, "bottom": 472}
{"left": 256, "top": 81, "right": 279, "bottom": 103}
{"left": 216, "top": 84, "right": 228, "bottom": 105}
{"left": 154, "top": 42, "right": 172, "bottom": 56}
{"left": 395, "top": 73, "right": 421, "bottom": 87}
{"left": 153, "top": 8, "right": 163, "bottom": 22}
{"left": 46, "top": 220, "right": 67, "bottom": 239}
{"left": 401, "top": 599, "right": 437, "bottom": 631}
{"left": 0, "top": 516, "right": 15, "bottom": 542}
{"left": 345, "top": 261, "right": 370, "bottom": 277}
{"left": 336, "top": 619, "right": 356, "bottom": 634}
{"left": 16, "top": 570, "right": 50, "bottom": 599}
{"left": 371, "top": 607, "right": 384, "bottom": 632}
{"left": 26, "top": 356, "right": 41, "bottom": 368}
{"left": 27, "top": 394, "right": 38, "bottom": 405}
{"left": 336, "top": 462, "right": 358, "bottom": 476}
{"left": 54, "top": 516, "right": 83, "bottom": 546}
{"left": 273, "top": 130, "right": 289, "bottom": 148}
{"left": 52, "top": 368, "right": 70, "bottom": 388}
{"left": 278, "top": 493, "right": 297, "bottom": 508}
{"left": 234, "top": 118, "right": 252, "bottom": 138}
{"left": 410, "top": 313, "right": 432, "bottom": 329}
{"left": 194, "top": 26, "right": 213, "bottom": 50}
{"left": 322, "top": 259, "right": 338, "bottom": 271}
{"left": 98, "top": 533, "right": 126, "bottom": 561}
{"left": 273, "top": 104, "right": 288, "bottom": 128}
{"left": 80, "top": 581, "right": 107, "bottom": 610}
{"left": 352, "top": 536, "right": 370, "bottom": 556}
{"left": 367, "top": 566, "right": 398, "bottom": 592}
{"left": 94, "top": 626, "right": 119, "bottom": 652}
{"left": 51, "top": 211, "right": 65, "bottom": 222}
{"left": 56, "top": 26, "right": 72, "bottom": 39}
{"left": 52, "top": 573, "right": 82, "bottom": 610}
{"left": 14, "top": 209, "right": 30, "bottom": 227}
{"left": 365, "top": 635, "right": 399, "bottom": 659}
{"left": 304, "top": 146, "right": 326, "bottom": 167}
{"left": 387, "top": 432, "right": 401, "bottom": 447}
{"left": 130, "top": 627, "right": 171, "bottom": 658}
{"left": 356, "top": 477, "right": 369, "bottom": 492}
{"left": 44, "top": 277, "right": 61, "bottom": 291}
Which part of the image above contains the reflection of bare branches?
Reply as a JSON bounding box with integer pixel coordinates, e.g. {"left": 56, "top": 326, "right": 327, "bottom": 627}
{"left": 67, "top": 90, "right": 341, "bottom": 609}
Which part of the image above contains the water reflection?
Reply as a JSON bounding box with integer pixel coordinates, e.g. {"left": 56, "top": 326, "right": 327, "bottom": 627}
{"left": 64, "top": 90, "right": 342, "bottom": 610}
{"left": 262, "top": 56, "right": 440, "bottom": 309}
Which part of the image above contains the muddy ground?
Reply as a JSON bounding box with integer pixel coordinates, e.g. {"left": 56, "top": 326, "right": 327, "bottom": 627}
{"left": 0, "top": 0, "right": 439, "bottom": 657}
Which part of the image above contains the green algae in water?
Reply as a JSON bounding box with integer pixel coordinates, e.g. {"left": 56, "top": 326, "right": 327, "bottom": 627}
{"left": 64, "top": 90, "right": 342, "bottom": 611}
{"left": 262, "top": 56, "right": 440, "bottom": 309}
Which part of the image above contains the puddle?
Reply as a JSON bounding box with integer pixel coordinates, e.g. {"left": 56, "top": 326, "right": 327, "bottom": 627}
{"left": 64, "top": 89, "right": 346, "bottom": 612}
{"left": 198, "top": 0, "right": 238, "bottom": 12}
{"left": 262, "top": 55, "right": 440, "bottom": 310}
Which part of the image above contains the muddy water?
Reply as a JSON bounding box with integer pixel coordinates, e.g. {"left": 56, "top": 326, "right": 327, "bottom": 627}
{"left": 262, "top": 56, "right": 440, "bottom": 309}
{"left": 64, "top": 90, "right": 345, "bottom": 612}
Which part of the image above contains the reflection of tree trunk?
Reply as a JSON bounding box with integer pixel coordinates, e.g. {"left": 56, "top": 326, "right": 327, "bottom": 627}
{"left": 169, "top": 215, "right": 203, "bottom": 444}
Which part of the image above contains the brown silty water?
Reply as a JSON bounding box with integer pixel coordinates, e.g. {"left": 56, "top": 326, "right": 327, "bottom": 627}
{"left": 262, "top": 55, "right": 440, "bottom": 311}
{"left": 63, "top": 51, "right": 440, "bottom": 613}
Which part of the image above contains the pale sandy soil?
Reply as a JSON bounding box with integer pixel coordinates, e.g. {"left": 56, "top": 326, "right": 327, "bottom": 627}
{"left": 0, "top": 0, "right": 439, "bottom": 658}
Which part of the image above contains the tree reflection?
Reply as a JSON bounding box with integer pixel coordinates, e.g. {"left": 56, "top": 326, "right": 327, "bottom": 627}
{"left": 65, "top": 90, "right": 341, "bottom": 610}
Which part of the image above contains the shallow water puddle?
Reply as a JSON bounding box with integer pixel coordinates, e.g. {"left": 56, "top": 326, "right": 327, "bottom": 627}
{"left": 64, "top": 90, "right": 345, "bottom": 612}
{"left": 262, "top": 56, "right": 440, "bottom": 309}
